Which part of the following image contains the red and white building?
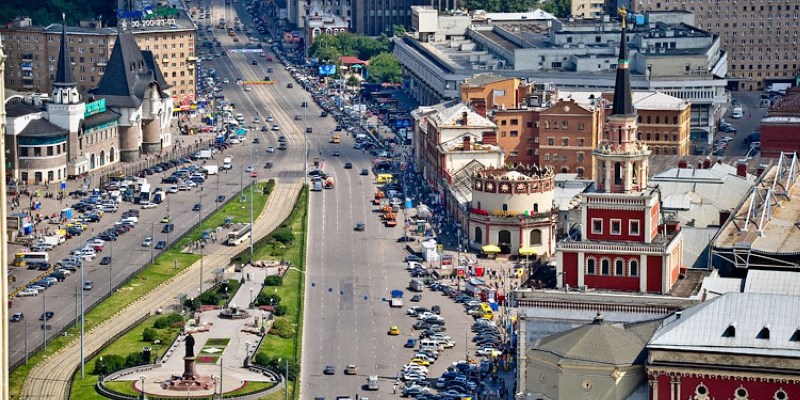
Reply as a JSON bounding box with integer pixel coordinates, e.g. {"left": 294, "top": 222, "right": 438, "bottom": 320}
{"left": 304, "top": 3, "right": 349, "bottom": 46}
{"left": 555, "top": 20, "right": 684, "bottom": 294}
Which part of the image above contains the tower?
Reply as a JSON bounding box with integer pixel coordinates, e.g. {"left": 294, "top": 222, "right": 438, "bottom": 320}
{"left": 593, "top": 9, "right": 650, "bottom": 194}
{"left": 48, "top": 15, "right": 85, "bottom": 137}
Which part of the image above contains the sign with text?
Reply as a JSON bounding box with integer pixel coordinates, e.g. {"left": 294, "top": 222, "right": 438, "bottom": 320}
{"left": 84, "top": 99, "right": 106, "bottom": 117}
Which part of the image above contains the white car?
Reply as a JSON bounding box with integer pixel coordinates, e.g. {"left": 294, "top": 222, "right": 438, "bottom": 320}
{"left": 244, "top": 86, "right": 253, "bottom": 92}
{"left": 266, "top": 116, "right": 274, "bottom": 122}
{"left": 272, "top": 124, "right": 280, "bottom": 131}
{"left": 402, "top": 364, "right": 428, "bottom": 374}
{"left": 86, "top": 239, "right": 105, "bottom": 247}
{"left": 142, "top": 237, "right": 153, "bottom": 247}
{"left": 168, "top": 185, "right": 179, "bottom": 193}
{"left": 222, "top": 78, "right": 230, "bottom": 84}
{"left": 98, "top": 204, "right": 118, "bottom": 212}
{"left": 266, "top": 146, "right": 275, "bottom": 153}
{"left": 245, "top": 165, "right": 255, "bottom": 173}
{"left": 141, "top": 202, "right": 158, "bottom": 209}
{"left": 477, "top": 347, "right": 501, "bottom": 356}
{"left": 18, "top": 288, "right": 39, "bottom": 297}
{"left": 417, "top": 312, "right": 435, "bottom": 321}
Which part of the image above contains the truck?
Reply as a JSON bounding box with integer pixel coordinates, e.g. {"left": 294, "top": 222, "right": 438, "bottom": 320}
{"left": 409, "top": 279, "right": 425, "bottom": 292}
{"left": 198, "top": 149, "right": 213, "bottom": 159}
{"left": 390, "top": 289, "right": 404, "bottom": 308}
{"left": 311, "top": 177, "right": 323, "bottom": 191}
{"left": 768, "top": 82, "right": 792, "bottom": 95}
{"left": 367, "top": 375, "right": 379, "bottom": 391}
{"left": 137, "top": 182, "right": 151, "bottom": 205}
{"left": 41, "top": 235, "right": 64, "bottom": 248}
{"left": 203, "top": 165, "right": 219, "bottom": 175}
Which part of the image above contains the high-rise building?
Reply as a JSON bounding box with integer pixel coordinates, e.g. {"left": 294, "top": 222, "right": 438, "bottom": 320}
{"left": 631, "top": 1, "right": 798, "bottom": 91}
{"left": 555, "top": 14, "right": 684, "bottom": 294}
{"left": 350, "top": 0, "right": 448, "bottom": 35}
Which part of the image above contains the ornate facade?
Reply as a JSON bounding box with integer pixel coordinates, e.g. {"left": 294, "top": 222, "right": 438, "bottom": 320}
{"left": 468, "top": 164, "right": 556, "bottom": 256}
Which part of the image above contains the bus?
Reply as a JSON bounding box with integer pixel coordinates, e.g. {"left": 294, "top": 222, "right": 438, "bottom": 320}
{"left": 225, "top": 223, "right": 251, "bottom": 246}
{"left": 480, "top": 303, "right": 494, "bottom": 320}
{"left": 13, "top": 252, "right": 49, "bottom": 268}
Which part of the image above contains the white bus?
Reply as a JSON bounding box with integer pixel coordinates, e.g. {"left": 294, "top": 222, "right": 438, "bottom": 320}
{"left": 13, "top": 251, "right": 50, "bottom": 267}
{"left": 225, "top": 223, "right": 252, "bottom": 246}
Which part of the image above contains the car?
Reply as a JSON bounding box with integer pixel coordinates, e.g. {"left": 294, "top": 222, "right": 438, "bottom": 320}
{"left": 404, "top": 338, "right": 417, "bottom": 348}
{"left": 193, "top": 203, "right": 202, "bottom": 212}
{"left": 10, "top": 312, "right": 23, "bottom": 322}
{"left": 477, "top": 347, "right": 500, "bottom": 356}
{"left": 39, "top": 311, "right": 54, "bottom": 321}
{"left": 354, "top": 222, "right": 365, "bottom": 231}
{"left": 252, "top": 137, "right": 260, "bottom": 144}
{"left": 266, "top": 146, "right": 275, "bottom": 153}
{"left": 344, "top": 365, "right": 358, "bottom": 375}
{"left": 83, "top": 281, "right": 94, "bottom": 290}
{"left": 344, "top": 162, "right": 353, "bottom": 169}
{"left": 389, "top": 325, "right": 400, "bottom": 335}
{"left": 251, "top": 60, "right": 257, "bottom": 65}
{"left": 272, "top": 124, "right": 280, "bottom": 131}
{"left": 286, "top": 83, "right": 293, "bottom": 88}
{"left": 409, "top": 358, "right": 430, "bottom": 366}
{"left": 142, "top": 237, "right": 153, "bottom": 247}
{"left": 155, "top": 241, "right": 167, "bottom": 250}
{"left": 266, "top": 116, "right": 274, "bottom": 122}
{"left": 263, "top": 76, "right": 271, "bottom": 81}
{"left": 360, "top": 169, "right": 369, "bottom": 176}
{"left": 301, "top": 101, "right": 308, "bottom": 107}
{"left": 100, "top": 256, "right": 112, "bottom": 265}
{"left": 411, "top": 294, "right": 422, "bottom": 302}
{"left": 244, "top": 86, "right": 252, "bottom": 92}
{"left": 261, "top": 125, "right": 270, "bottom": 132}
{"left": 306, "top": 127, "right": 313, "bottom": 133}
{"left": 222, "top": 78, "right": 229, "bottom": 84}
{"left": 405, "top": 255, "right": 423, "bottom": 263}
{"left": 264, "top": 162, "right": 273, "bottom": 169}
{"left": 294, "top": 115, "right": 302, "bottom": 121}
{"left": 17, "top": 289, "right": 38, "bottom": 297}
{"left": 323, "top": 365, "right": 336, "bottom": 375}
{"left": 245, "top": 165, "right": 255, "bottom": 173}
{"left": 431, "top": 305, "right": 441, "bottom": 314}
{"left": 253, "top": 117, "right": 261, "bottom": 124}
{"left": 332, "top": 150, "right": 341, "bottom": 156}
{"left": 161, "top": 215, "right": 171, "bottom": 223}
{"left": 168, "top": 185, "right": 179, "bottom": 193}
{"left": 141, "top": 202, "right": 158, "bottom": 209}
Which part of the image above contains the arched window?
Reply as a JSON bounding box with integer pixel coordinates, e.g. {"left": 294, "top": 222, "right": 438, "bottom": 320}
{"left": 533, "top": 203, "right": 539, "bottom": 213}
{"left": 474, "top": 227, "right": 483, "bottom": 244}
{"left": 630, "top": 260, "right": 639, "bottom": 276}
{"left": 110, "top": 147, "right": 116, "bottom": 162}
{"left": 615, "top": 259, "right": 624, "bottom": 275}
{"left": 561, "top": 167, "right": 568, "bottom": 173}
{"left": 577, "top": 167, "right": 585, "bottom": 177}
{"left": 601, "top": 259, "right": 610, "bottom": 275}
{"left": 99, "top": 150, "right": 106, "bottom": 166}
{"left": 614, "top": 162, "right": 622, "bottom": 185}
{"left": 530, "top": 229, "right": 542, "bottom": 246}
{"left": 586, "top": 258, "right": 596, "bottom": 274}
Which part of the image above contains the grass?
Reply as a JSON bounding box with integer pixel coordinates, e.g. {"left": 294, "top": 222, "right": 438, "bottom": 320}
{"left": 68, "top": 314, "right": 182, "bottom": 400}
{"left": 11, "top": 181, "right": 273, "bottom": 400}
{"left": 204, "top": 338, "right": 230, "bottom": 346}
{"left": 253, "top": 188, "right": 308, "bottom": 399}
{"left": 101, "top": 379, "right": 276, "bottom": 398}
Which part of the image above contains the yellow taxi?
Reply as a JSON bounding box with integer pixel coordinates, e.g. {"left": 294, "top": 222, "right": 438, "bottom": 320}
{"left": 409, "top": 358, "right": 430, "bottom": 366}
{"left": 388, "top": 325, "right": 400, "bottom": 335}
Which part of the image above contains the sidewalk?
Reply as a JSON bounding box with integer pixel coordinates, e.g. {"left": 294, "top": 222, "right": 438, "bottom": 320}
{"left": 19, "top": 180, "right": 302, "bottom": 399}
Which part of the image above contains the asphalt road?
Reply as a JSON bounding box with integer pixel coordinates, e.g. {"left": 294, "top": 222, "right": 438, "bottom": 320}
{"left": 6, "top": 1, "right": 320, "bottom": 367}
{"left": 721, "top": 92, "right": 768, "bottom": 157}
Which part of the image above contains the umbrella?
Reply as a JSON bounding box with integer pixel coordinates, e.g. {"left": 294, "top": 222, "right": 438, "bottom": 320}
{"left": 518, "top": 247, "right": 538, "bottom": 256}
{"left": 482, "top": 244, "right": 501, "bottom": 253}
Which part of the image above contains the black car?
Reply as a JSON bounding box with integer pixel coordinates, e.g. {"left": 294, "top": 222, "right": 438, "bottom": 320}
{"left": 251, "top": 60, "right": 258, "bottom": 65}
{"left": 397, "top": 236, "right": 416, "bottom": 243}
{"left": 344, "top": 163, "right": 353, "bottom": 169}
{"left": 354, "top": 222, "right": 365, "bottom": 231}
{"left": 301, "top": 101, "right": 308, "bottom": 107}
{"left": 192, "top": 204, "right": 202, "bottom": 212}
{"left": 323, "top": 365, "right": 336, "bottom": 375}
{"left": 39, "top": 311, "right": 55, "bottom": 321}
{"left": 10, "top": 312, "right": 23, "bottom": 322}
{"left": 162, "top": 223, "right": 175, "bottom": 233}
{"left": 155, "top": 241, "right": 167, "bottom": 250}
{"left": 411, "top": 294, "right": 422, "bottom": 302}
{"left": 287, "top": 83, "right": 293, "bottom": 88}
{"left": 431, "top": 305, "right": 441, "bottom": 314}
{"left": 320, "top": 111, "right": 328, "bottom": 117}
{"left": 216, "top": 195, "right": 226, "bottom": 202}
{"left": 100, "top": 256, "right": 112, "bottom": 265}
{"left": 405, "top": 255, "right": 423, "bottom": 263}
{"left": 360, "top": 169, "right": 369, "bottom": 176}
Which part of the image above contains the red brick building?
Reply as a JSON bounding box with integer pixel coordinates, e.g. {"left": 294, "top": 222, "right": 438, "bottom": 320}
{"left": 555, "top": 20, "right": 684, "bottom": 294}
{"left": 760, "top": 88, "right": 800, "bottom": 157}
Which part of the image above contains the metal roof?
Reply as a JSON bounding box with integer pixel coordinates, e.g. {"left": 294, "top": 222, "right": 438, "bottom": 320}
{"left": 743, "top": 270, "right": 800, "bottom": 296}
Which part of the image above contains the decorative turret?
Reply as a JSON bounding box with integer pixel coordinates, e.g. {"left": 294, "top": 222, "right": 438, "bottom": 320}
{"left": 52, "top": 14, "right": 79, "bottom": 105}
{"left": 593, "top": 7, "right": 650, "bottom": 194}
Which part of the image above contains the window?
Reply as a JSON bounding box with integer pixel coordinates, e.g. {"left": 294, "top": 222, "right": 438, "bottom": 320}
{"left": 562, "top": 138, "right": 569, "bottom": 146}
{"left": 510, "top": 119, "right": 519, "bottom": 125}
{"left": 47, "top": 146, "right": 53, "bottom": 156}
{"left": 530, "top": 229, "right": 542, "bottom": 245}
{"left": 757, "top": 327, "right": 771, "bottom": 339}
{"left": 615, "top": 259, "right": 624, "bottom": 275}
{"left": 586, "top": 258, "right": 596, "bottom": 274}
{"left": 591, "top": 219, "right": 603, "bottom": 234}
{"left": 502, "top": 204, "right": 508, "bottom": 211}
{"left": 510, "top": 130, "right": 518, "bottom": 137}
{"left": 629, "top": 220, "right": 640, "bottom": 236}
{"left": 611, "top": 219, "right": 621, "bottom": 235}
{"left": 630, "top": 260, "right": 639, "bottom": 276}
{"left": 601, "top": 259, "right": 610, "bottom": 275}
{"left": 20, "top": 147, "right": 28, "bottom": 157}
{"left": 547, "top": 137, "right": 554, "bottom": 146}
{"left": 723, "top": 325, "right": 736, "bottom": 337}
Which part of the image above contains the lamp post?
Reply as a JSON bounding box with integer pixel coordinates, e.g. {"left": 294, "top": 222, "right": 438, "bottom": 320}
{"left": 139, "top": 374, "right": 147, "bottom": 400}
{"left": 249, "top": 287, "right": 254, "bottom": 309}
{"left": 80, "top": 255, "right": 85, "bottom": 378}
{"left": 249, "top": 140, "right": 254, "bottom": 256}
{"left": 199, "top": 194, "right": 204, "bottom": 293}
{"left": 304, "top": 95, "right": 308, "bottom": 185}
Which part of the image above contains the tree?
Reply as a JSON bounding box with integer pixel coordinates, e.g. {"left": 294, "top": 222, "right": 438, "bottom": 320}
{"left": 464, "top": 0, "right": 531, "bottom": 12}
{"left": 393, "top": 25, "right": 407, "bottom": 37}
{"left": 540, "top": 0, "right": 571, "bottom": 18}
{"left": 346, "top": 75, "right": 361, "bottom": 91}
{"left": 367, "top": 53, "right": 403, "bottom": 84}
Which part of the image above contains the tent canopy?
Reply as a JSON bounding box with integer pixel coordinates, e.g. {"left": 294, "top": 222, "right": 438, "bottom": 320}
{"left": 519, "top": 247, "right": 538, "bottom": 256}
{"left": 482, "top": 244, "right": 501, "bottom": 253}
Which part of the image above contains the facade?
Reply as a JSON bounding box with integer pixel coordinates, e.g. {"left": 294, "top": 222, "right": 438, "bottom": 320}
{"left": 648, "top": 293, "right": 800, "bottom": 400}
{"left": 1, "top": 10, "right": 197, "bottom": 99}
{"left": 571, "top": 0, "right": 605, "bottom": 18}
{"left": 467, "top": 165, "right": 557, "bottom": 256}
{"left": 394, "top": 10, "right": 727, "bottom": 135}
{"left": 555, "top": 17, "right": 684, "bottom": 294}
{"left": 631, "top": 5, "right": 798, "bottom": 91}
{"left": 539, "top": 98, "right": 604, "bottom": 178}
{"left": 0, "top": 31, "right": 9, "bottom": 400}
{"left": 350, "top": 0, "right": 445, "bottom": 36}
{"left": 524, "top": 314, "right": 659, "bottom": 400}
{"left": 759, "top": 88, "right": 800, "bottom": 157}
{"left": 304, "top": 3, "right": 349, "bottom": 45}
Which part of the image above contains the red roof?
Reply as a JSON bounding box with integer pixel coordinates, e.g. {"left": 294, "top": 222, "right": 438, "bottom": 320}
{"left": 340, "top": 56, "right": 367, "bottom": 65}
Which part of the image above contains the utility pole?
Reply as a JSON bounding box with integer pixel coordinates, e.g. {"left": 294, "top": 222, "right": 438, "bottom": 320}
{"left": 25, "top": 318, "right": 28, "bottom": 365}
{"left": 150, "top": 222, "right": 155, "bottom": 265}
{"left": 304, "top": 96, "right": 308, "bottom": 185}
{"left": 199, "top": 193, "right": 204, "bottom": 293}
{"left": 80, "top": 256, "right": 85, "bottom": 378}
{"left": 42, "top": 285, "right": 47, "bottom": 349}
{"left": 249, "top": 140, "right": 254, "bottom": 256}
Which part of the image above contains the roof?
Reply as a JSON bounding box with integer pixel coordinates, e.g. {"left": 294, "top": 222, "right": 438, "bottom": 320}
{"left": 743, "top": 270, "right": 800, "bottom": 296}
{"left": 92, "top": 32, "right": 169, "bottom": 108}
{"left": 6, "top": 101, "right": 43, "bottom": 118}
{"left": 339, "top": 56, "right": 366, "bottom": 65}
{"left": 530, "top": 316, "right": 660, "bottom": 367}
{"left": 19, "top": 118, "right": 68, "bottom": 137}
{"left": 649, "top": 292, "right": 800, "bottom": 358}
{"left": 84, "top": 109, "right": 121, "bottom": 129}
{"left": 53, "top": 22, "right": 75, "bottom": 87}
{"left": 630, "top": 91, "right": 689, "bottom": 111}
{"left": 610, "top": 25, "right": 633, "bottom": 117}
{"left": 461, "top": 74, "right": 516, "bottom": 88}
{"left": 472, "top": 9, "right": 557, "bottom": 21}
{"left": 432, "top": 102, "right": 497, "bottom": 129}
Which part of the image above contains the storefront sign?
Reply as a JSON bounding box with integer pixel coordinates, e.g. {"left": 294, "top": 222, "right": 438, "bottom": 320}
{"left": 84, "top": 99, "right": 106, "bottom": 117}
{"left": 128, "top": 18, "right": 177, "bottom": 28}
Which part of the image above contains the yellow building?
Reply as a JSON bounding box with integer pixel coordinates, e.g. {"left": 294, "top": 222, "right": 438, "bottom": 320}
{"left": 571, "top": 0, "right": 605, "bottom": 19}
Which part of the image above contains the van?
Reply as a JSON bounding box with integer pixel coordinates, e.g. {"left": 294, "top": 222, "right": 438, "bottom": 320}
{"left": 731, "top": 107, "right": 744, "bottom": 118}
{"left": 419, "top": 339, "right": 443, "bottom": 352}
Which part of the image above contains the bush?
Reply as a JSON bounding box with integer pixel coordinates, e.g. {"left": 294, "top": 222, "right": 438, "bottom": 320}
{"left": 125, "top": 352, "right": 145, "bottom": 367}
{"left": 256, "top": 293, "right": 281, "bottom": 307}
{"left": 143, "top": 328, "right": 157, "bottom": 342}
{"left": 253, "top": 353, "right": 299, "bottom": 381}
{"left": 264, "top": 275, "right": 283, "bottom": 286}
{"left": 263, "top": 180, "right": 276, "bottom": 195}
{"left": 94, "top": 354, "right": 126, "bottom": 375}
{"left": 153, "top": 314, "right": 183, "bottom": 329}
{"left": 197, "top": 291, "right": 221, "bottom": 306}
{"left": 270, "top": 318, "right": 295, "bottom": 339}
{"left": 273, "top": 227, "right": 294, "bottom": 244}
{"left": 273, "top": 304, "right": 287, "bottom": 316}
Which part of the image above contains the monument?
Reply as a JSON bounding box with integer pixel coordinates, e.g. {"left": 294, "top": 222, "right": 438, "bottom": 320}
{"left": 160, "top": 334, "right": 213, "bottom": 392}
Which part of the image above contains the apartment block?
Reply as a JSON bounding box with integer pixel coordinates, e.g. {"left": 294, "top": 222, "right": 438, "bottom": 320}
{"left": 539, "top": 99, "right": 604, "bottom": 178}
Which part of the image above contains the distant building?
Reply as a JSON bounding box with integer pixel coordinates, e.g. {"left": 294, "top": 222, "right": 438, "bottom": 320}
{"left": 467, "top": 165, "right": 557, "bottom": 256}
{"left": 571, "top": 0, "right": 605, "bottom": 18}
{"left": 648, "top": 293, "right": 800, "bottom": 400}
{"left": 555, "top": 17, "right": 684, "bottom": 294}
{"left": 304, "top": 3, "right": 349, "bottom": 45}
{"left": 539, "top": 98, "right": 604, "bottom": 178}
{"left": 760, "top": 88, "right": 800, "bottom": 157}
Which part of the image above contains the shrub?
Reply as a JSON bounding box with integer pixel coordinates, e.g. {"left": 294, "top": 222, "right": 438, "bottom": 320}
{"left": 197, "top": 291, "right": 221, "bottom": 306}
{"left": 262, "top": 180, "right": 276, "bottom": 195}
{"left": 153, "top": 314, "right": 183, "bottom": 329}
{"left": 125, "top": 352, "right": 145, "bottom": 367}
{"left": 270, "top": 318, "right": 295, "bottom": 339}
{"left": 273, "top": 305, "right": 287, "bottom": 316}
{"left": 272, "top": 228, "right": 294, "bottom": 244}
{"left": 253, "top": 354, "right": 299, "bottom": 381}
{"left": 264, "top": 275, "right": 283, "bottom": 286}
{"left": 94, "top": 354, "right": 126, "bottom": 375}
{"left": 256, "top": 293, "right": 281, "bottom": 307}
{"left": 143, "top": 328, "right": 157, "bottom": 342}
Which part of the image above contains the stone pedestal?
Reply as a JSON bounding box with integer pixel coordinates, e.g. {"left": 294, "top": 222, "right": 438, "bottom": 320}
{"left": 182, "top": 356, "right": 199, "bottom": 380}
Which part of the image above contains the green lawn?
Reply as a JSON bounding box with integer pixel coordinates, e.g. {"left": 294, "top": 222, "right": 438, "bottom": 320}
{"left": 11, "top": 181, "right": 273, "bottom": 400}
{"left": 253, "top": 188, "right": 308, "bottom": 399}
{"left": 68, "top": 314, "right": 183, "bottom": 400}
{"left": 101, "top": 379, "right": 276, "bottom": 399}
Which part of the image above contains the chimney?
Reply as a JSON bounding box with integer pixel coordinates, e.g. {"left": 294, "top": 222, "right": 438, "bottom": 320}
{"left": 461, "top": 111, "right": 469, "bottom": 126}
{"left": 678, "top": 159, "right": 688, "bottom": 169}
{"left": 463, "top": 136, "right": 471, "bottom": 151}
{"left": 719, "top": 210, "right": 731, "bottom": 225}
{"left": 756, "top": 163, "right": 767, "bottom": 176}
{"left": 736, "top": 159, "right": 748, "bottom": 177}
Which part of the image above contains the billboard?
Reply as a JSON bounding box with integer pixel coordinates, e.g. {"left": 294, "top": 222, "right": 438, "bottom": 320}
{"left": 319, "top": 64, "right": 336, "bottom": 76}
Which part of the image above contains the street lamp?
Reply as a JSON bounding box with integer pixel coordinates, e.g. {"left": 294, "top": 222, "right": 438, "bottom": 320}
{"left": 139, "top": 374, "right": 147, "bottom": 400}
{"left": 249, "top": 288, "right": 254, "bottom": 309}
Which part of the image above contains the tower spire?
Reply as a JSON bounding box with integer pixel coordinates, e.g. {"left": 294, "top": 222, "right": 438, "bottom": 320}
{"left": 611, "top": 7, "right": 633, "bottom": 116}
{"left": 54, "top": 13, "right": 75, "bottom": 88}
